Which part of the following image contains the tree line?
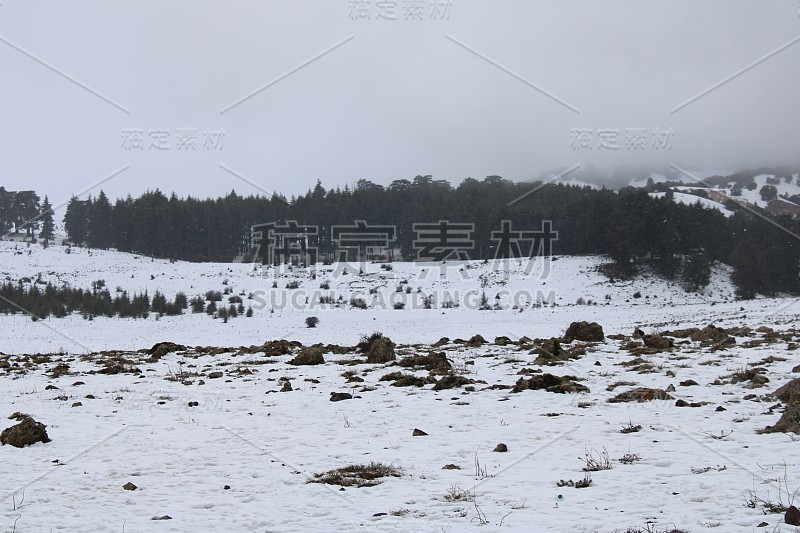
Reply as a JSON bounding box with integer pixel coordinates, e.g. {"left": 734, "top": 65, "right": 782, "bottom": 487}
{"left": 0, "top": 188, "right": 55, "bottom": 241}
{"left": 2, "top": 175, "right": 799, "bottom": 299}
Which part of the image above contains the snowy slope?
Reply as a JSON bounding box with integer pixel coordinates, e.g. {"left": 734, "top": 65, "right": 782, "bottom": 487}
{"left": 1, "top": 241, "right": 800, "bottom": 533}
{"left": 649, "top": 192, "right": 734, "bottom": 217}
{"left": 0, "top": 240, "right": 743, "bottom": 354}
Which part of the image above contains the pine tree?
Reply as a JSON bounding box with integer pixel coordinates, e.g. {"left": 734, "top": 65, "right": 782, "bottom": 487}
{"left": 64, "top": 196, "right": 89, "bottom": 245}
{"left": 730, "top": 238, "right": 768, "bottom": 299}
{"left": 39, "top": 195, "right": 55, "bottom": 243}
{"left": 683, "top": 251, "right": 712, "bottom": 291}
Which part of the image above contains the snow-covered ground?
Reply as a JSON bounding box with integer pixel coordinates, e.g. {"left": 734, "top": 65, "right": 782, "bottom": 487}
{"left": 650, "top": 192, "right": 734, "bottom": 217}
{"left": 1, "top": 241, "right": 800, "bottom": 532}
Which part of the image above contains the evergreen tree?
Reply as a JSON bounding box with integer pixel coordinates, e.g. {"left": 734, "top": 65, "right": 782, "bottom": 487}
{"left": 683, "top": 251, "right": 712, "bottom": 291}
{"left": 730, "top": 238, "right": 769, "bottom": 299}
{"left": 87, "top": 190, "right": 113, "bottom": 249}
{"left": 64, "top": 196, "right": 89, "bottom": 245}
{"left": 39, "top": 195, "right": 55, "bottom": 243}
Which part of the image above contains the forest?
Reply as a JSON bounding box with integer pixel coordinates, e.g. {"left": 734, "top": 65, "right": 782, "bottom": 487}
{"left": 2, "top": 175, "right": 799, "bottom": 299}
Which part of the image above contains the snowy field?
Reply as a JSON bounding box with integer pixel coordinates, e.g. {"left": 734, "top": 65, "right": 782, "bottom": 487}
{"left": 2, "top": 241, "right": 800, "bottom": 532}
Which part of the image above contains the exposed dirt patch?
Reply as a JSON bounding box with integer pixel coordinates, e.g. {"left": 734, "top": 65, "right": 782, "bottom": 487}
{"left": 397, "top": 351, "right": 452, "bottom": 374}
{"left": 512, "top": 373, "right": 589, "bottom": 394}
{"left": 310, "top": 462, "right": 402, "bottom": 487}
{"left": 608, "top": 388, "right": 674, "bottom": 403}
{"left": 432, "top": 374, "right": 476, "bottom": 391}
{"left": 380, "top": 372, "right": 435, "bottom": 387}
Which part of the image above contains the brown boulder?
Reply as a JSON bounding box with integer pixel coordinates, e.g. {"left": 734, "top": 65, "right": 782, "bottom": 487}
{"left": 289, "top": 346, "right": 326, "bottom": 366}
{"left": 771, "top": 378, "right": 800, "bottom": 403}
{"left": 397, "top": 352, "right": 451, "bottom": 374}
{"left": 642, "top": 334, "right": 672, "bottom": 350}
{"left": 432, "top": 375, "right": 475, "bottom": 391}
{"left": 786, "top": 505, "right": 800, "bottom": 526}
{"left": 466, "top": 334, "right": 487, "bottom": 347}
{"left": 1, "top": 416, "right": 51, "bottom": 448}
{"left": 512, "top": 373, "right": 589, "bottom": 394}
{"left": 361, "top": 335, "right": 395, "bottom": 364}
{"left": 608, "top": 388, "right": 674, "bottom": 403}
{"left": 148, "top": 342, "right": 186, "bottom": 359}
{"left": 330, "top": 392, "right": 353, "bottom": 402}
{"left": 564, "top": 321, "right": 604, "bottom": 342}
{"left": 760, "top": 402, "right": 800, "bottom": 435}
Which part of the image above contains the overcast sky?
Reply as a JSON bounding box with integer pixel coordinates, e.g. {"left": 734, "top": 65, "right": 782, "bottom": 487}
{"left": 0, "top": 0, "right": 798, "bottom": 209}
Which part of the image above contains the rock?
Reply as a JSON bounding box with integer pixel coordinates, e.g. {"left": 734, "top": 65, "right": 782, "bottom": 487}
{"left": 442, "top": 464, "right": 460, "bottom": 470}
{"left": 381, "top": 372, "right": 435, "bottom": 388}
{"left": 594, "top": 361, "right": 601, "bottom": 366}
{"left": 466, "top": 334, "right": 487, "bottom": 347}
{"left": 280, "top": 381, "right": 293, "bottom": 392}
{"left": 679, "top": 379, "right": 698, "bottom": 386}
{"left": 716, "top": 406, "right": 727, "bottom": 412}
{"left": 564, "top": 321, "right": 604, "bottom": 342}
{"left": 494, "top": 336, "right": 513, "bottom": 346}
{"left": 49, "top": 363, "right": 70, "bottom": 378}
{"left": 208, "top": 371, "right": 224, "bottom": 379}
{"left": 432, "top": 337, "right": 450, "bottom": 347}
{"left": 642, "top": 334, "right": 672, "bottom": 350}
{"left": 666, "top": 370, "right": 676, "bottom": 377}
{"left": 786, "top": 505, "right": 800, "bottom": 526}
{"left": 152, "top": 516, "right": 172, "bottom": 521}
{"left": 98, "top": 363, "right": 141, "bottom": 375}
{"left": 793, "top": 365, "right": 800, "bottom": 373}
{"left": 71, "top": 402, "right": 82, "bottom": 407}
{"left": 781, "top": 505, "right": 800, "bottom": 528}
{"left": 412, "top": 428, "right": 428, "bottom": 436}
{"left": 0, "top": 416, "right": 50, "bottom": 448}
{"left": 512, "top": 373, "right": 589, "bottom": 394}
{"left": 608, "top": 388, "right": 674, "bottom": 403}
{"left": 224, "top": 485, "right": 230, "bottom": 490}
{"left": 493, "top": 443, "right": 508, "bottom": 452}
{"left": 262, "top": 339, "right": 297, "bottom": 357}
{"left": 771, "top": 378, "right": 800, "bottom": 403}
{"left": 44, "top": 385, "right": 59, "bottom": 390}
{"left": 289, "top": 346, "right": 326, "bottom": 366}
{"left": 760, "top": 402, "right": 800, "bottom": 435}
{"left": 361, "top": 334, "right": 395, "bottom": 364}
{"left": 398, "top": 352, "right": 452, "bottom": 374}
{"left": 123, "top": 482, "right": 137, "bottom": 491}
{"left": 148, "top": 342, "right": 186, "bottom": 359}
{"left": 666, "top": 384, "right": 676, "bottom": 392}
{"left": 330, "top": 392, "right": 353, "bottom": 402}
{"left": 433, "top": 375, "right": 475, "bottom": 391}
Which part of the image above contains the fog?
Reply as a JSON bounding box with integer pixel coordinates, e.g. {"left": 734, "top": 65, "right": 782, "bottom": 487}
{"left": 1, "top": 0, "right": 798, "bottom": 208}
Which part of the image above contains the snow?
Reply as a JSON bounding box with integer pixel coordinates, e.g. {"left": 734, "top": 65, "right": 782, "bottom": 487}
{"left": 1, "top": 241, "right": 800, "bottom": 532}
{"left": 649, "top": 192, "right": 734, "bottom": 217}
{"left": 628, "top": 173, "right": 667, "bottom": 188}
